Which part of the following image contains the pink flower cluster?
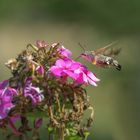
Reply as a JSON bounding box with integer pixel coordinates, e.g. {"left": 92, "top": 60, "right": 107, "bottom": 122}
{"left": 49, "top": 47, "right": 100, "bottom": 86}
{"left": 0, "top": 78, "right": 44, "bottom": 120}
{"left": 0, "top": 41, "right": 100, "bottom": 121}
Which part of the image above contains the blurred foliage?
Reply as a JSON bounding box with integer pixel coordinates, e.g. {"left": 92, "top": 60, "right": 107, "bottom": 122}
{"left": 0, "top": 0, "right": 140, "bottom": 140}
{"left": 0, "top": 0, "right": 140, "bottom": 35}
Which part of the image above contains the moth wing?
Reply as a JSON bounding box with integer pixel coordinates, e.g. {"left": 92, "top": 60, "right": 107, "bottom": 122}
{"left": 103, "top": 47, "right": 121, "bottom": 58}
{"left": 93, "top": 41, "right": 119, "bottom": 56}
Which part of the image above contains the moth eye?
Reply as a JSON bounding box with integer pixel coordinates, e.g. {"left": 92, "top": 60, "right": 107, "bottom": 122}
{"left": 81, "top": 53, "right": 86, "bottom": 56}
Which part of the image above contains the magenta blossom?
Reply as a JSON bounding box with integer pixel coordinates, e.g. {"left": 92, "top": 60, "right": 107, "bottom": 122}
{"left": 58, "top": 46, "right": 72, "bottom": 58}
{"left": 0, "top": 87, "right": 18, "bottom": 119}
{"left": 24, "top": 78, "right": 44, "bottom": 105}
{"left": 74, "top": 66, "right": 100, "bottom": 86}
{"left": 51, "top": 43, "right": 72, "bottom": 58}
{"left": 49, "top": 59, "right": 99, "bottom": 86}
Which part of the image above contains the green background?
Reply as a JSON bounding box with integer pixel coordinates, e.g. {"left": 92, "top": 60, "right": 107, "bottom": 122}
{"left": 0, "top": 0, "right": 140, "bottom": 140}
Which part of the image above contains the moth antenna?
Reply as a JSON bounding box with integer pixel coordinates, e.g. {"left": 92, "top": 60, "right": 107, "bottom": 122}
{"left": 103, "top": 40, "right": 119, "bottom": 48}
{"left": 78, "top": 43, "right": 86, "bottom": 52}
{"left": 84, "top": 44, "right": 87, "bottom": 49}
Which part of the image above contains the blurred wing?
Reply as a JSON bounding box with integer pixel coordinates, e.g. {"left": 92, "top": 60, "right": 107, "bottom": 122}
{"left": 93, "top": 41, "right": 119, "bottom": 56}
{"left": 104, "top": 47, "right": 121, "bottom": 58}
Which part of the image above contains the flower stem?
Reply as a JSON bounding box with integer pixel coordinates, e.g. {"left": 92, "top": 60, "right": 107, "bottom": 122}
{"left": 59, "top": 126, "right": 64, "bottom": 140}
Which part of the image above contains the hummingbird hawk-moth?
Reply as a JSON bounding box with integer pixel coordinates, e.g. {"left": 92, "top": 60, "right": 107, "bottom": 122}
{"left": 79, "top": 42, "right": 122, "bottom": 71}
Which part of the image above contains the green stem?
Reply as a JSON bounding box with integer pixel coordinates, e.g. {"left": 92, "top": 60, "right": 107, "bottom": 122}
{"left": 48, "top": 132, "right": 51, "bottom": 140}
{"left": 59, "top": 126, "right": 64, "bottom": 140}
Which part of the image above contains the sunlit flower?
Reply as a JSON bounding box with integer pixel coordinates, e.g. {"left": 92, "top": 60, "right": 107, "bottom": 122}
{"left": 24, "top": 78, "right": 44, "bottom": 105}
{"left": 49, "top": 59, "right": 99, "bottom": 86}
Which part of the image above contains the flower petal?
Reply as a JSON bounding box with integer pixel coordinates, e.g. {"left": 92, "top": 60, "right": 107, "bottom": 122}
{"left": 55, "top": 59, "right": 66, "bottom": 67}
{"left": 87, "top": 71, "right": 100, "bottom": 82}
{"left": 49, "top": 66, "right": 63, "bottom": 76}
{"left": 58, "top": 46, "right": 72, "bottom": 58}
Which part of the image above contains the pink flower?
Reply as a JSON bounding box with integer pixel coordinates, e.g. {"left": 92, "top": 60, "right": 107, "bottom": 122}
{"left": 24, "top": 78, "right": 44, "bottom": 105}
{"left": 0, "top": 87, "right": 18, "bottom": 119}
{"left": 51, "top": 43, "right": 72, "bottom": 58}
{"left": 58, "top": 46, "right": 72, "bottom": 58}
{"left": 49, "top": 59, "right": 80, "bottom": 79}
{"left": 49, "top": 59, "right": 99, "bottom": 86}
{"left": 74, "top": 66, "right": 100, "bottom": 86}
